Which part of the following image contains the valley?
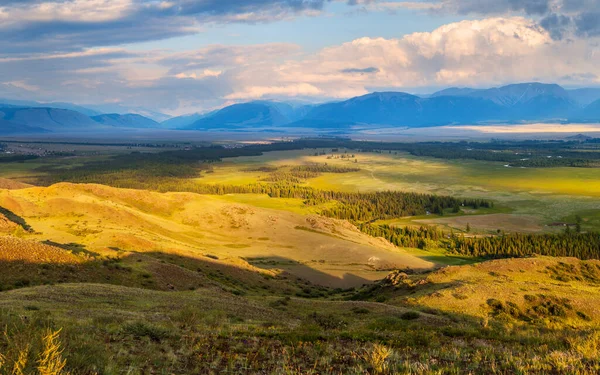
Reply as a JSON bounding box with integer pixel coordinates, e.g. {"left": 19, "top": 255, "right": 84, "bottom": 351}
{"left": 0, "top": 136, "right": 599, "bottom": 374}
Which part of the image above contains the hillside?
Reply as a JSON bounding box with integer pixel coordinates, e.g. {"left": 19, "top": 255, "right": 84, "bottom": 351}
{"left": 1, "top": 256, "right": 599, "bottom": 373}
{"left": 0, "top": 183, "right": 432, "bottom": 287}
{"left": 1, "top": 181, "right": 600, "bottom": 373}
{"left": 360, "top": 256, "right": 600, "bottom": 323}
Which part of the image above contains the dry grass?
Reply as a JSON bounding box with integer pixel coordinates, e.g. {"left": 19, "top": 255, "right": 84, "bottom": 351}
{"left": 0, "top": 183, "right": 433, "bottom": 287}
{"left": 0, "top": 178, "right": 31, "bottom": 190}
{"left": 0, "top": 237, "right": 81, "bottom": 264}
{"left": 371, "top": 256, "right": 600, "bottom": 325}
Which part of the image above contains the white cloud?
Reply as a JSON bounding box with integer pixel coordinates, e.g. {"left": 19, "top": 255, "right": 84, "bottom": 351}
{"left": 225, "top": 83, "right": 322, "bottom": 99}
{"left": 1, "top": 16, "right": 599, "bottom": 114}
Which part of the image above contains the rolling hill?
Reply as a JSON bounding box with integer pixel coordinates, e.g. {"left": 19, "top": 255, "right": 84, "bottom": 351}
{"left": 0, "top": 183, "right": 432, "bottom": 287}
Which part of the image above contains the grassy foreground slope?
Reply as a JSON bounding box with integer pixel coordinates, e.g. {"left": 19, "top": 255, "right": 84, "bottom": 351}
{"left": 0, "top": 183, "right": 432, "bottom": 287}
{"left": 1, "top": 256, "right": 600, "bottom": 374}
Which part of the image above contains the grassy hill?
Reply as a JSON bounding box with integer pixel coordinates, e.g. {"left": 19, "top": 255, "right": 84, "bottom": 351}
{"left": 0, "top": 183, "right": 432, "bottom": 288}
{"left": 0, "top": 256, "right": 599, "bottom": 374}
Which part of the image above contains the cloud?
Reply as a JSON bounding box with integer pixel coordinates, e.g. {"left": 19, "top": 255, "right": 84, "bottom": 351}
{"left": 341, "top": 67, "right": 380, "bottom": 73}
{"left": 0, "top": 17, "right": 599, "bottom": 115}
{"left": 0, "top": 0, "right": 369, "bottom": 54}
{"left": 401, "top": 0, "right": 600, "bottom": 39}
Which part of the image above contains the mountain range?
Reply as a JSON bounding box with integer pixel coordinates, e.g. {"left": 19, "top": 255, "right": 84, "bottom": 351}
{"left": 1, "top": 83, "right": 600, "bottom": 135}
{"left": 179, "top": 83, "right": 600, "bottom": 130}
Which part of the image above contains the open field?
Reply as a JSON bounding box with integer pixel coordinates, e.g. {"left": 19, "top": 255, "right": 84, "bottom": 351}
{"left": 198, "top": 149, "right": 600, "bottom": 232}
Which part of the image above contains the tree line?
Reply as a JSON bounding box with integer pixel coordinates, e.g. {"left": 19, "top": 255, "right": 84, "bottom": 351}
{"left": 359, "top": 223, "right": 600, "bottom": 260}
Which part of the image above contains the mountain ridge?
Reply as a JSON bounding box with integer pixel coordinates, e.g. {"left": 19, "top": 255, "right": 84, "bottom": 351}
{"left": 2, "top": 82, "right": 600, "bottom": 135}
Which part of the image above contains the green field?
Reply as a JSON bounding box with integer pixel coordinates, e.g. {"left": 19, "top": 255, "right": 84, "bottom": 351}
{"left": 194, "top": 149, "right": 600, "bottom": 232}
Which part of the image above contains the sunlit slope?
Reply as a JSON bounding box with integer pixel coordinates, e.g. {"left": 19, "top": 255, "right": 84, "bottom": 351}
{"left": 0, "top": 177, "right": 31, "bottom": 190}
{"left": 0, "top": 183, "right": 433, "bottom": 286}
{"left": 365, "top": 256, "right": 600, "bottom": 325}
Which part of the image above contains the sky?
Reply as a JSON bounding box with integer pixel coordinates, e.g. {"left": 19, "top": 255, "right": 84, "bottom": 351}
{"left": 0, "top": 0, "right": 599, "bottom": 116}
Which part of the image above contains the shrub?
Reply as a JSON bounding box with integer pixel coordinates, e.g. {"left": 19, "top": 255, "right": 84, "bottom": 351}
{"left": 122, "top": 322, "right": 169, "bottom": 342}
{"left": 400, "top": 311, "right": 420, "bottom": 320}
{"left": 308, "top": 312, "right": 347, "bottom": 330}
{"left": 351, "top": 307, "right": 370, "bottom": 315}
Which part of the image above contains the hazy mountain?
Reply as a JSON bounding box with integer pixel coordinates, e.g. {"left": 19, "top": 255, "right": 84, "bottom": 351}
{"left": 298, "top": 92, "right": 506, "bottom": 127}
{"left": 0, "top": 107, "right": 99, "bottom": 132}
{"left": 0, "top": 99, "right": 100, "bottom": 116}
{"left": 85, "top": 104, "right": 171, "bottom": 122}
{"left": 184, "top": 101, "right": 291, "bottom": 130}
{"left": 2, "top": 83, "right": 600, "bottom": 134}
{"left": 91, "top": 113, "right": 160, "bottom": 128}
{"left": 0, "top": 118, "right": 48, "bottom": 134}
{"left": 161, "top": 113, "right": 210, "bottom": 129}
{"left": 429, "top": 87, "right": 483, "bottom": 98}
{"left": 578, "top": 99, "right": 600, "bottom": 120}
{"left": 568, "top": 88, "right": 600, "bottom": 107}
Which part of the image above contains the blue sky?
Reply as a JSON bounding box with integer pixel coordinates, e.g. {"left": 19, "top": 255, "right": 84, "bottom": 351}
{"left": 122, "top": 3, "right": 466, "bottom": 53}
{"left": 0, "top": 0, "right": 598, "bottom": 115}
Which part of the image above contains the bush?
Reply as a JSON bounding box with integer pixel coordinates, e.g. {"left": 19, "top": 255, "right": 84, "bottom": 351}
{"left": 122, "top": 322, "right": 170, "bottom": 342}
{"left": 351, "top": 307, "right": 370, "bottom": 315}
{"left": 400, "top": 311, "right": 420, "bottom": 320}
{"left": 308, "top": 312, "right": 347, "bottom": 330}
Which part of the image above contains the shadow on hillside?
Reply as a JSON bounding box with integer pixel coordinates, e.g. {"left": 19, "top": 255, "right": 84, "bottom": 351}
{"left": 0, "top": 206, "right": 33, "bottom": 232}
{"left": 41, "top": 241, "right": 101, "bottom": 257}
{"left": 246, "top": 256, "right": 371, "bottom": 288}
{"left": 0, "top": 243, "right": 370, "bottom": 294}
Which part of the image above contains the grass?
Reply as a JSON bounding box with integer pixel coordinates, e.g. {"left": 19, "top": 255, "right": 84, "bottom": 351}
{"left": 0, "top": 183, "right": 434, "bottom": 287}
{"left": 1, "top": 257, "right": 600, "bottom": 374}
{"left": 193, "top": 149, "right": 600, "bottom": 232}
{"left": 1, "top": 143, "right": 600, "bottom": 373}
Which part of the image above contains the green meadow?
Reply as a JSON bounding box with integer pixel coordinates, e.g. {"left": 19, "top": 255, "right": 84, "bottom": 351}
{"left": 200, "top": 149, "right": 600, "bottom": 232}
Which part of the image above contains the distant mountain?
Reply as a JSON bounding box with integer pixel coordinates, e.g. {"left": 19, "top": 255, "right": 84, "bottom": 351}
{"left": 0, "top": 118, "right": 48, "bottom": 134}
{"left": 42, "top": 102, "right": 101, "bottom": 117}
{"left": 2, "top": 83, "right": 600, "bottom": 134}
{"left": 431, "top": 83, "right": 576, "bottom": 119}
{"left": 161, "top": 113, "right": 210, "bottom": 129}
{"left": 430, "top": 87, "right": 483, "bottom": 98}
{"left": 568, "top": 88, "right": 600, "bottom": 107}
{"left": 578, "top": 99, "right": 600, "bottom": 120}
{"left": 184, "top": 101, "right": 291, "bottom": 130}
{"left": 297, "top": 92, "right": 510, "bottom": 127}
{"left": 85, "top": 104, "right": 171, "bottom": 122}
{"left": 0, "top": 107, "right": 99, "bottom": 133}
{"left": 178, "top": 84, "right": 597, "bottom": 130}
{"left": 91, "top": 113, "right": 160, "bottom": 128}
{"left": 0, "top": 99, "right": 100, "bottom": 116}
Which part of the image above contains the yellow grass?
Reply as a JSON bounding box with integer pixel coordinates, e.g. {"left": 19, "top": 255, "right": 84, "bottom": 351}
{"left": 0, "top": 183, "right": 433, "bottom": 287}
